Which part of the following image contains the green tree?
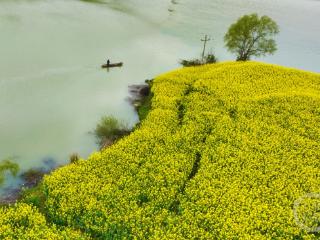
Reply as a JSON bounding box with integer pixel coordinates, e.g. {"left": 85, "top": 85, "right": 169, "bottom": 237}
{"left": 224, "top": 13, "right": 279, "bottom": 61}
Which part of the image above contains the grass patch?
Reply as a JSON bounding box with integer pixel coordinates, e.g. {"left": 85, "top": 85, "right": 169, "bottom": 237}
{"left": 20, "top": 183, "right": 46, "bottom": 212}
{"left": 137, "top": 93, "right": 153, "bottom": 121}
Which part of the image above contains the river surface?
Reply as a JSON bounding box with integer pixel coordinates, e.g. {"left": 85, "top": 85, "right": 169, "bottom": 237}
{"left": 0, "top": 0, "right": 319, "bottom": 193}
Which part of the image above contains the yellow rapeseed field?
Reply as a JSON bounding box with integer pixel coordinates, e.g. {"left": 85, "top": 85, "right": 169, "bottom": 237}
{"left": 1, "top": 62, "right": 319, "bottom": 239}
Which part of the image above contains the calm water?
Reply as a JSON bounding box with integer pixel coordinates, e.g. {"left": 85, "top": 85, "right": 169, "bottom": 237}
{"left": 0, "top": 0, "right": 319, "bottom": 192}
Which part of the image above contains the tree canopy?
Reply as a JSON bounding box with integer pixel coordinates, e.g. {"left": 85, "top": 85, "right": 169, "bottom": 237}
{"left": 224, "top": 13, "right": 279, "bottom": 61}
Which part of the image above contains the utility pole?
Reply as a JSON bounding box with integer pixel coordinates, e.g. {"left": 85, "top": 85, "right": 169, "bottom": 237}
{"left": 201, "top": 34, "right": 211, "bottom": 62}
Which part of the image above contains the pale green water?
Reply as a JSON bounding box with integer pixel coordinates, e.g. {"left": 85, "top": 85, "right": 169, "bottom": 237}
{"left": 0, "top": 0, "right": 319, "bottom": 192}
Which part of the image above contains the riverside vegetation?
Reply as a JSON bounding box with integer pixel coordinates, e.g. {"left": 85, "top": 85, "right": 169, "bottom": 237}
{"left": 94, "top": 116, "right": 131, "bottom": 149}
{"left": 0, "top": 62, "right": 319, "bottom": 239}
{"left": 181, "top": 13, "right": 279, "bottom": 67}
{"left": 0, "top": 159, "right": 19, "bottom": 186}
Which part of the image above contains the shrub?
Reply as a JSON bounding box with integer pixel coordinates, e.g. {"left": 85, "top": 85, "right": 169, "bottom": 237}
{"left": 0, "top": 158, "right": 19, "bottom": 186}
{"left": 94, "top": 116, "right": 130, "bottom": 148}
{"left": 205, "top": 53, "right": 218, "bottom": 63}
{"left": 69, "top": 153, "right": 80, "bottom": 164}
{"left": 180, "top": 59, "right": 203, "bottom": 67}
{"left": 180, "top": 53, "right": 218, "bottom": 67}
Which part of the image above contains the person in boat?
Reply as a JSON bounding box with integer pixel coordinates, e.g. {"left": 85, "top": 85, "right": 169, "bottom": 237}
{"left": 107, "top": 59, "right": 110, "bottom": 67}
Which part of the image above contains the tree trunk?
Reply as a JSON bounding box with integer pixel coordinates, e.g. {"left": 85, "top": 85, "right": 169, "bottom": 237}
{"left": 237, "top": 51, "right": 250, "bottom": 61}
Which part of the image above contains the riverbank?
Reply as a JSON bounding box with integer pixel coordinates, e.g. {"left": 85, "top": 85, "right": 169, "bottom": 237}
{"left": 0, "top": 81, "right": 153, "bottom": 206}
{"left": 128, "top": 79, "right": 153, "bottom": 122}
{"left": 0, "top": 159, "right": 58, "bottom": 205}
{"left": 1, "top": 62, "right": 319, "bottom": 239}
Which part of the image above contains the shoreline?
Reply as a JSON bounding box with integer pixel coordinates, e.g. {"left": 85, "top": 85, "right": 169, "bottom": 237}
{"left": 0, "top": 81, "right": 153, "bottom": 205}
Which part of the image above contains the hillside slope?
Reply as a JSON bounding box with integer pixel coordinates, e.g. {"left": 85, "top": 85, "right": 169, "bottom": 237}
{"left": 1, "top": 62, "right": 320, "bottom": 239}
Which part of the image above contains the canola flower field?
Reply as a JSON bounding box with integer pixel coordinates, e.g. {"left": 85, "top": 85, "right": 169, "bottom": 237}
{"left": 1, "top": 62, "right": 320, "bottom": 239}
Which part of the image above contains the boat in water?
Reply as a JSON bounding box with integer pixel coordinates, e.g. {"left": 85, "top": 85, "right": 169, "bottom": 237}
{"left": 101, "top": 62, "right": 123, "bottom": 68}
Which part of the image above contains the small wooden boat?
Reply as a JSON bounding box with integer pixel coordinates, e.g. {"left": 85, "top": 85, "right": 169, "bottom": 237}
{"left": 101, "top": 62, "right": 123, "bottom": 68}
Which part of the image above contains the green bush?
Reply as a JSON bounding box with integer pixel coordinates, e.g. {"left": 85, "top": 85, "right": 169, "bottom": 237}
{"left": 94, "top": 116, "right": 130, "bottom": 148}
{"left": 69, "top": 153, "right": 80, "bottom": 164}
{"left": 205, "top": 53, "right": 218, "bottom": 63}
{"left": 180, "top": 59, "right": 203, "bottom": 67}
{"left": 180, "top": 53, "right": 218, "bottom": 67}
{"left": 0, "top": 158, "right": 19, "bottom": 186}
